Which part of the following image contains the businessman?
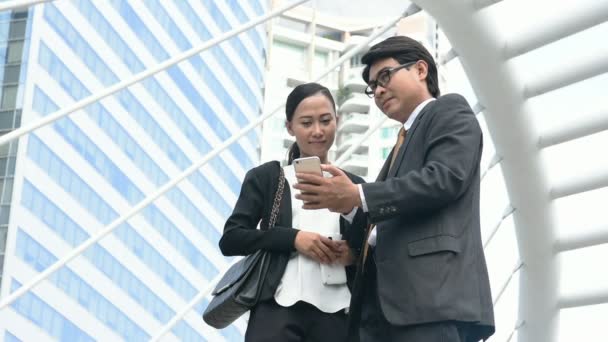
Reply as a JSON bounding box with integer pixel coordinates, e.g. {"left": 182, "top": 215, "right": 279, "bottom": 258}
{"left": 294, "top": 36, "right": 495, "bottom": 341}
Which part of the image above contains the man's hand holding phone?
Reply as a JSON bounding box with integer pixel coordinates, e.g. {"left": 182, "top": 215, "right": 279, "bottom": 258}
{"left": 293, "top": 156, "right": 324, "bottom": 203}
{"left": 294, "top": 163, "right": 361, "bottom": 213}
{"left": 293, "top": 156, "right": 322, "bottom": 183}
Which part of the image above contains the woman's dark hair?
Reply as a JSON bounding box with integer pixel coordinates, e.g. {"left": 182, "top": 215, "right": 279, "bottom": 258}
{"left": 285, "top": 82, "right": 336, "bottom": 164}
{"left": 361, "top": 35, "right": 440, "bottom": 98}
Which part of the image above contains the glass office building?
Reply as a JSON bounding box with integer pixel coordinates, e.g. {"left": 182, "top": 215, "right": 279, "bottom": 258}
{"left": 0, "top": 1, "right": 266, "bottom": 341}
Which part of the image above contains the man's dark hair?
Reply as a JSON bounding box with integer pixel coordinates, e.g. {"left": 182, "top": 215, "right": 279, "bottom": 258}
{"left": 361, "top": 36, "right": 440, "bottom": 98}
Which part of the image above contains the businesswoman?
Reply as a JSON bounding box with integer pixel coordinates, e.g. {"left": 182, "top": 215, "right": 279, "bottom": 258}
{"left": 219, "top": 82, "right": 366, "bottom": 342}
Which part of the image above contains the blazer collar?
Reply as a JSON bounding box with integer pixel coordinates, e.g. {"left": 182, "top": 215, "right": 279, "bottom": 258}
{"left": 405, "top": 98, "right": 435, "bottom": 130}
{"left": 386, "top": 99, "right": 437, "bottom": 178}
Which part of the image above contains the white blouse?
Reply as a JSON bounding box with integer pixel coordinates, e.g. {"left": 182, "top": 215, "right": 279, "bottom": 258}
{"left": 274, "top": 165, "right": 351, "bottom": 313}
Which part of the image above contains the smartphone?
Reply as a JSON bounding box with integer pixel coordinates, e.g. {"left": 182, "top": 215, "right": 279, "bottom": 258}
{"left": 321, "top": 234, "right": 346, "bottom": 285}
{"left": 321, "top": 264, "right": 347, "bottom": 285}
{"left": 293, "top": 156, "right": 322, "bottom": 176}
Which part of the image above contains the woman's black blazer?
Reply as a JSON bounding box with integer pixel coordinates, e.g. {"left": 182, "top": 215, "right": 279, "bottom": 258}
{"left": 219, "top": 160, "right": 367, "bottom": 287}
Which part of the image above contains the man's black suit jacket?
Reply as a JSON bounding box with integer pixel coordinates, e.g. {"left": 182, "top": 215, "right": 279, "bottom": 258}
{"left": 219, "top": 161, "right": 367, "bottom": 288}
{"left": 354, "top": 94, "right": 495, "bottom": 340}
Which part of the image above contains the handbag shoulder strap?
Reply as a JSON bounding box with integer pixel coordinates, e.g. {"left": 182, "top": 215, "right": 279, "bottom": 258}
{"left": 267, "top": 166, "right": 285, "bottom": 229}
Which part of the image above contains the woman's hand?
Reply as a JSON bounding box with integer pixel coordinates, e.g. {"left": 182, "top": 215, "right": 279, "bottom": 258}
{"left": 333, "top": 240, "right": 355, "bottom": 266}
{"left": 294, "top": 231, "right": 341, "bottom": 264}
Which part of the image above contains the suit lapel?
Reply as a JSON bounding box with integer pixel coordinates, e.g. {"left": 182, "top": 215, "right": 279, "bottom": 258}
{"left": 387, "top": 101, "right": 436, "bottom": 178}
{"left": 280, "top": 180, "right": 292, "bottom": 225}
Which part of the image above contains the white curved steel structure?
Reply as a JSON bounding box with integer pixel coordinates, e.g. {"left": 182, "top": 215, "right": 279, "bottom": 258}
{"left": 414, "top": 0, "right": 608, "bottom": 341}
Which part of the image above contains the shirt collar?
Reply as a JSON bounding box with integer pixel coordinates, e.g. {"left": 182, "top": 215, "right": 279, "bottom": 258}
{"left": 404, "top": 97, "right": 435, "bottom": 130}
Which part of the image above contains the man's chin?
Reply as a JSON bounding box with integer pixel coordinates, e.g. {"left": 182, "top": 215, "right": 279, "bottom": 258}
{"left": 383, "top": 109, "right": 399, "bottom": 120}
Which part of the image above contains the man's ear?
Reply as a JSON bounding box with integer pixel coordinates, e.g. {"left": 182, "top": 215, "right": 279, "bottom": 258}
{"left": 286, "top": 120, "right": 294, "bottom": 136}
{"left": 417, "top": 60, "right": 429, "bottom": 81}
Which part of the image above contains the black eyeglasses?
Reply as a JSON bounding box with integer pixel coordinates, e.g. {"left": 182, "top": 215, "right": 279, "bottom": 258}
{"left": 364, "top": 61, "right": 418, "bottom": 98}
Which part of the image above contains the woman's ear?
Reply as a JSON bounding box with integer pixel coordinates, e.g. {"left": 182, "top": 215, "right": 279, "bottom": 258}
{"left": 285, "top": 120, "right": 294, "bottom": 136}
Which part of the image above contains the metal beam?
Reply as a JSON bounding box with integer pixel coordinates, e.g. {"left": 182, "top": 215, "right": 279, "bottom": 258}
{"left": 523, "top": 49, "right": 608, "bottom": 98}
{"left": 484, "top": 204, "right": 516, "bottom": 250}
{"left": 0, "top": 0, "right": 309, "bottom": 148}
{"left": 414, "top": 0, "right": 560, "bottom": 340}
{"left": 0, "top": 0, "right": 49, "bottom": 12}
{"left": 554, "top": 224, "right": 608, "bottom": 253}
{"left": 314, "top": 5, "right": 420, "bottom": 82}
{"left": 481, "top": 154, "right": 503, "bottom": 181}
{"left": 505, "top": 320, "right": 526, "bottom": 342}
{"left": 550, "top": 170, "right": 608, "bottom": 199}
{"left": 149, "top": 257, "right": 242, "bottom": 342}
{"left": 439, "top": 48, "right": 458, "bottom": 65}
{"left": 0, "top": 0, "right": 310, "bottom": 311}
{"left": 493, "top": 260, "right": 524, "bottom": 306}
{"left": 473, "top": 0, "right": 504, "bottom": 10}
{"left": 472, "top": 102, "right": 485, "bottom": 115}
{"left": 504, "top": 1, "right": 608, "bottom": 58}
{"left": 538, "top": 107, "right": 608, "bottom": 148}
{"left": 0, "top": 102, "right": 283, "bottom": 312}
{"left": 335, "top": 116, "right": 388, "bottom": 167}
{"left": 558, "top": 288, "right": 608, "bottom": 309}
{"left": 330, "top": 5, "right": 423, "bottom": 167}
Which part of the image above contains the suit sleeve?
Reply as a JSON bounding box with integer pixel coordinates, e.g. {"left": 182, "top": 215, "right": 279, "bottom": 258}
{"left": 344, "top": 175, "right": 367, "bottom": 256}
{"left": 341, "top": 173, "right": 368, "bottom": 289}
{"left": 219, "top": 168, "right": 299, "bottom": 256}
{"left": 362, "top": 96, "right": 482, "bottom": 223}
{"left": 342, "top": 174, "right": 368, "bottom": 257}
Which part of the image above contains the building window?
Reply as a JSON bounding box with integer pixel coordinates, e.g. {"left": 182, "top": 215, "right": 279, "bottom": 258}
{"left": 315, "top": 26, "right": 342, "bottom": 41}
{"left": 382, "top": 147, "right": 392, "bottom": 159}
{"left": 8, "top": 19, "right": 26, "bottom": 40}
{"left": 276, "top": 16, "right": 308, "bottom": 32}
{"left": 6, "top": 40, "right": 24, "bottom": 63}
{"left": 1, "top": 85, "right": 17, "bottom": 109}
{"left": 381, "top": 126, "right": 400, "bottom": 139}
{"left": 350, "top": 54, "right": 363, "bottom": 68}
{"left": 273, "top": 41, "right": 307, "bottom": 70}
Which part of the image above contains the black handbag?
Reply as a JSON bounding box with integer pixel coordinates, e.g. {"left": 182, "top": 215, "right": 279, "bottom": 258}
{"left": 203, "top": 166, "right": 288, "bottom": 329}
